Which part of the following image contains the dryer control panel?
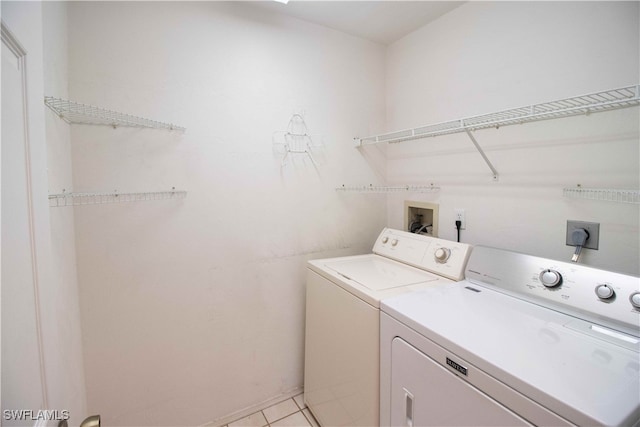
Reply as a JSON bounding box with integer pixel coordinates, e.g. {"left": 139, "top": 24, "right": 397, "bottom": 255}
{"left": 465, "top": 245, "right": 640, "bottom": 337}
{"left": 373, "top": 228, "right": 472, "bottom": 281}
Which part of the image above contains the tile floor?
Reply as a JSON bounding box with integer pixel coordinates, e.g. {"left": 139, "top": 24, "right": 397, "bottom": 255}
{"left": 224, "top": 394, "right": 319, "bottom": 427}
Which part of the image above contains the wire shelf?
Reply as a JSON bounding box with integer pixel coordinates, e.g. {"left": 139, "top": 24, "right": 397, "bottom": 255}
{"left": 336, "top": 184, "right": 440, "bottom": 193}
{"left": 563, "top": 188, "right": 640, "bottom": 204}
{"left": 44, "top": 96, "right": 185, "bottom": 131}
{"left": 49, "top": 189, "right": 187, "bottom": 207}
{"left": 273, "top": 114, "right": 323, "bottom": 165}
{"left": 357, "top": 85, "right": 640, "bottom": 145}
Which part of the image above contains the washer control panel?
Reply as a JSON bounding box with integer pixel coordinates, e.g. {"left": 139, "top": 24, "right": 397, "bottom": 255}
{"left": 465, "top": 246, "right": 640, "bottom": 336}
{"left": 373, "top": 228, "right": 472, "bottom": 281}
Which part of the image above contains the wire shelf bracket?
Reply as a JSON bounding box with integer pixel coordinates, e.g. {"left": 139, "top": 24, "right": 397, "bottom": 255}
{"left": 336, "top": 184, "right": 440, "bottom": 193}
{"left": 49, "top": 189, "right": 187, "bottom": 207}
{"left": 355, "top": 84, "right": 640, "bottom": 181}
{"left": 563, "top": 187, "right": 640, "bottom": 204}
{"left": 465, "top": 129, "right": 499, "bottom": 181}
{"left": 44, "top": 96, "right": 185, "bottom": 131}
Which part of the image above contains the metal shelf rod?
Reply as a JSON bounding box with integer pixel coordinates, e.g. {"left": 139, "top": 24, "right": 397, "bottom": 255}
{"left": 49, "top": 189, "right": 187, "bottom": 207}
{"left": 563, "top": 188, "right": 639, "bottom": 204}
{"left": 336, "top": 184, "right": 440, "bottom": 193}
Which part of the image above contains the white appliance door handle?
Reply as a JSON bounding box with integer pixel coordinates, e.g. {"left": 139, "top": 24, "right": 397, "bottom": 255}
{"left": 404, "top": 388, "right": 414, "bottom": 427}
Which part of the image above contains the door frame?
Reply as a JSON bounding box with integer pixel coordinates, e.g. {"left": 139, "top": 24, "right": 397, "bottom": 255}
{"left": 1, "top": 19, "right": 49, "bottom": 410}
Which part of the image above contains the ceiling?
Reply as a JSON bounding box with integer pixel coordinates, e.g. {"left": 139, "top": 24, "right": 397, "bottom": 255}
{"left": 247, "top": 1, "right": 465, "bottom": 45}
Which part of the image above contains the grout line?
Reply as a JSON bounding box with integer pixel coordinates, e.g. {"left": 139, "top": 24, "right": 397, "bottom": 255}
{"left": 262, "top": 408, "right": 307, "bottom": 427}
{"left": 261, "top": 407, "right": 293, "bottom": 425}
{"left": 207, "top": 388, "right": 302, "bottom": 427}
{"left": 225, "top": 394, "right": 311, "bottom": 427}
{"left": 301, "top": 410, "right": 314, "bottom": 427}
{"left": 292, "top": 396, "right": 306, "bottom": 411}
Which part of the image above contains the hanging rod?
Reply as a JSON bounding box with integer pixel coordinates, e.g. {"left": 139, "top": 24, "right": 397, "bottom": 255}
{"left": 356, "top": 84, "right": 639, "bottom": 146}
{"left": 44, "top": 96, "right": 185, "bottom": 131}
{"left": 563, "top": 187, "right": 639, "bottom": 204}
{"left": 49, "top": 189, "right": 187, "bottom": 207}
{"left": 336, "top": 184, "right": 440, "bottom": 193}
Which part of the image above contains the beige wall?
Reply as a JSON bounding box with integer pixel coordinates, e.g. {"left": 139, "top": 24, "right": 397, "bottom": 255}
{"left": 67, "top": 2, "right": 387, "bottom": 425}
{"left": 385, "top": 1, "right": 639, "bottom": 275}
{"left": 43, "top": 1, "right": 88, "bottom": 424}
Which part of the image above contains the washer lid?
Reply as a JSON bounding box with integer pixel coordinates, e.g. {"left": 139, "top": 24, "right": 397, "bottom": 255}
{"left": 325, "top": 257, "right": 438, "bottom": 291}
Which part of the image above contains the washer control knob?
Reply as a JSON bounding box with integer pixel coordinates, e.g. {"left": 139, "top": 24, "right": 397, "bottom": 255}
{"left": 381, "top": 237, "right": 389, "bottom": 244}
{"left": 539, "top": 269, "right": 562, "bottom": 288}
{"left": 391, "top": 239, "right": 398, "bottom": 247}
{"left": 434, "top": 247, "right": 451, "bottom": 264}
{"left": 630, "top": 292, "right": 640, "bottom": 309}
{"left": 595, "top": 284, "right": 615, "bottom": 300}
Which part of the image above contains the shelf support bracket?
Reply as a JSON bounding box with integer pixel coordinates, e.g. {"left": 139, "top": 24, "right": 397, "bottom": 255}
{"left": 465, "top": 129, "right": 499, "bottom": 182}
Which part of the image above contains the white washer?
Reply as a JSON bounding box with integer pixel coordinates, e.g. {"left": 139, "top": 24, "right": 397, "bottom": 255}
{"left": 304, "top": 228, "right": 472, "bottom": 426}
{"left": 381, "top": 245, "right": 640, "bottom": 427}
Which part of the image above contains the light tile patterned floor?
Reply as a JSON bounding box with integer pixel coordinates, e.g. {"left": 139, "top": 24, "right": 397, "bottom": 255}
{"left": 224, "top": 394, "right": 319, "bottom": 427}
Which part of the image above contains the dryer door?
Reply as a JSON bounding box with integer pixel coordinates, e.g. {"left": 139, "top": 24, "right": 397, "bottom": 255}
{"left": 391, "top": 337, "right": 530, "bottom": 427}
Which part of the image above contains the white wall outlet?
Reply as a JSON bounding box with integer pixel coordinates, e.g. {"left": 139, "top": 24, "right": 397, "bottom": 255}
{"left": 454, "top": 208, "right": 466, "bottom": 230}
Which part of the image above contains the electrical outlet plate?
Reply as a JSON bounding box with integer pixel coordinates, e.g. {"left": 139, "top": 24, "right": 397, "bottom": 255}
{"left": 454, "top": 208, "right": 466, "bottom": 230}
{"left": 566, "top": 220, "right": 599, "bottom": 250}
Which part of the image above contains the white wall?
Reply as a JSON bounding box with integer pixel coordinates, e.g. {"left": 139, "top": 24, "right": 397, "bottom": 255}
{"left": 385, "top": 1, "right": 640, "bottom": 275}
{"left": 42, "top": 1, "right": 88, "bottom": 424}
{"left": 67, "top": 2, "right": 386, "bottom": 425}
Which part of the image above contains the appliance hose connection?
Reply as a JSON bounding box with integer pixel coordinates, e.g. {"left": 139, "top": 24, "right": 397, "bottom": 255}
{"left": 571, "top": 228, "right": 589, "bottom": 262}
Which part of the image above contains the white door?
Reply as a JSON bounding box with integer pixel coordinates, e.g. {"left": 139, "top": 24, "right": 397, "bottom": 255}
{"left": 390, "top": 337, "right": 530, "bottom": 427}
{"left": 1, "top": 23, "right": 47, "bottom": 424}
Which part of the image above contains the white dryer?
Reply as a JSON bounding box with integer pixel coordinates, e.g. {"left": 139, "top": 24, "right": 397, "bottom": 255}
{"left": 380, "top": 245, "right": 640, "bottom": 427}
{"left": 304, "top": 228, "right": 472, "bottom": 427}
